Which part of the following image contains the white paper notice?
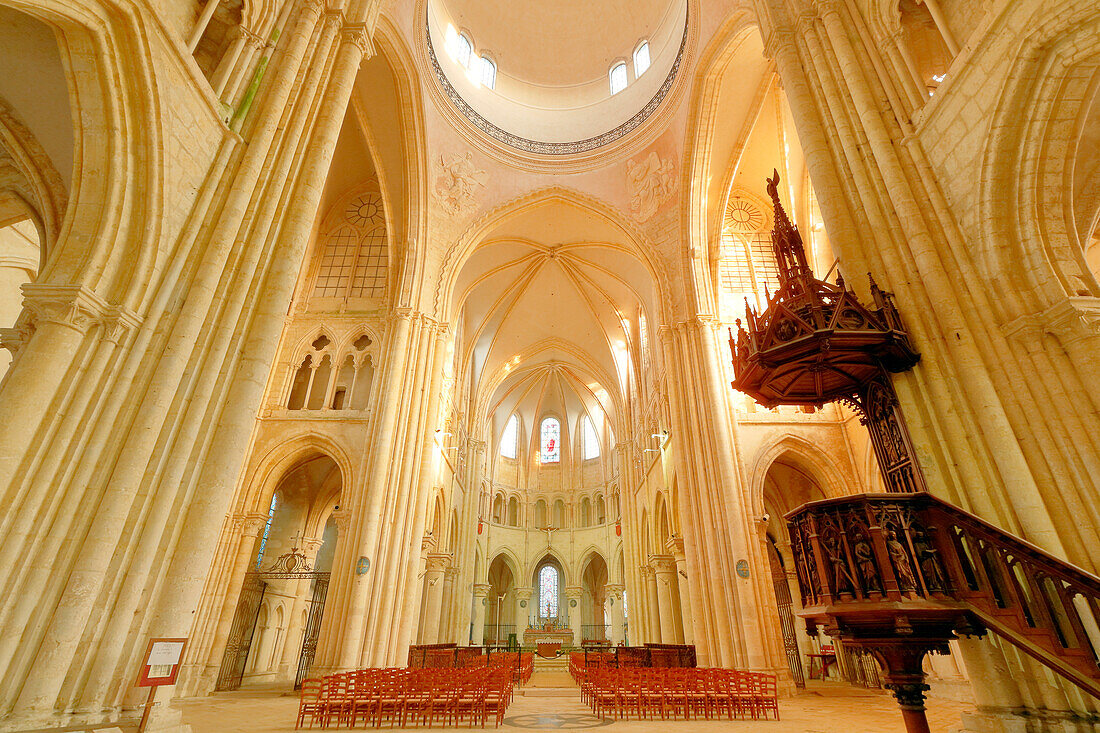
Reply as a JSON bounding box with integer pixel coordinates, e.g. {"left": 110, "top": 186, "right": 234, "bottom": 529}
{"left": 148, "top": 641, "right": 185, "bottom": 668}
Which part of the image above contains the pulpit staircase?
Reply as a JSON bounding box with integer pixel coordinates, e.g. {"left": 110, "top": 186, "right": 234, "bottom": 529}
{"left": 785, "top": 492, "right": 1100, "bottom": 700}
{"left": 728, "top": 171, "right": 1100, "bottom": 732}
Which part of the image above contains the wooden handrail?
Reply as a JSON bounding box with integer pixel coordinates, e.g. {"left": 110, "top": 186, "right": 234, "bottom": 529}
{"left": 786, "top": 491, "right": 1100, "bottom": 698}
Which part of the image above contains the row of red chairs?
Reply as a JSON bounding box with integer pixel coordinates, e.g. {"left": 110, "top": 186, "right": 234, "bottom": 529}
{"left": 296, "top": 667, "right": 515, "bottom": 729}
{"left": 575, "top": 667, "right": 779, "bottom": 721}
{"left": 486, "top": 652, "right": 533, "bottom": 685}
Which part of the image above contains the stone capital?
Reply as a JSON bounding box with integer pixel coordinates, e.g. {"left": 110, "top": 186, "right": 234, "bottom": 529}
{"left": 421, "top": 533, "right": 438, "bottom": 552}
{"left": 21, "top": 284, "right": 127, "bottom": 336}
{"left": 514, "top": 587, "right": 534, "bottom": 601}
{"left": 237, "top": 513, "right": 269, "bottom": 537}
{"left": 564, "top": 585, "right": 584, "bottom": 600}
{"left": 649, "top": 554, "right": 677, "bottom": 575}
{"left": 603, "top": 583, "right": 625, "bottom": 600}
{"left": 300, "top": 536, "right": 325, "bottom": 557}
{"left": 329, "top": 509, "right": 351, "bottom": 532}
{"left": 1001, "top": 296, "right": 1100, "bottom": 346}
{"left": 473, "top": 583, "right": 492, "bottom": 598}
{"left": 762, "top": 28, "right": 798, "bottom": 60}
{"left": 298, "top": 0, "right": 326, "bottom": 21}
{"left": 425, "top": 553, "right": 452, "bottom": 575}
{"left": 665, "top": 535, "right": 686, "bottom": 559}
{"left": 238, "top": 25, "right": 267, "bottom": 49}
{"left": 340, "top": 23, "right": 373, "bottom": 56}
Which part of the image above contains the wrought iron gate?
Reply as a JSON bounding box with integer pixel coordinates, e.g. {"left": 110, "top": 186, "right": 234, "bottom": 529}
{"left": 768, "top": 542, "right": 806, "bottom": 688}
{"left": 215, "top": 547, "right": 330, "bottom": 691}
{"left": 295, "top": 576, "right": 329, "bottom": 689}
{"left": 215, "top": 573, "right": 267, "bottom": 691}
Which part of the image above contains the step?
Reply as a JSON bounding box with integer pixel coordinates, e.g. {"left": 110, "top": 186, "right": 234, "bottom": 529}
{"left": 519, "top": 687, "right": 580, "bottom": 698}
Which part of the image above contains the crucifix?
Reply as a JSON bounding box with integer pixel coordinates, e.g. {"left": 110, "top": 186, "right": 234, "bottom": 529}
{"left": 536, "top": 525, "right": 558, "bottom": 550}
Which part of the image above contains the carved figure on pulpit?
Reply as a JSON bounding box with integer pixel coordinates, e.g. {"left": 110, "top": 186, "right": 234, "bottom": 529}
{"left": 886, "top": 530, "right": 917, "bottom": 591}
{"left": 912, "top": 528, "right": 946, "bottom": 592}
{"left": 853, "top": 536, "right": 881, "bottom": 594}
{"left": 822, "top": 533, "right": 856, "bottom": 596}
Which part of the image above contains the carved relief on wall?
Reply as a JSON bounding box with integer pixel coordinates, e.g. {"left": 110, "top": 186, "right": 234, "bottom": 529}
{"left": 626, "top": 151, "right": 675, "bottom": 222}
{"left": 433, "top": 152, "right": 487, "bottom": 216}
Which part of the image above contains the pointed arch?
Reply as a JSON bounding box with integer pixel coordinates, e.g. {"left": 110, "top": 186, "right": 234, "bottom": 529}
{"left": 747, "top": 434, "right": 852, "bottom": 520}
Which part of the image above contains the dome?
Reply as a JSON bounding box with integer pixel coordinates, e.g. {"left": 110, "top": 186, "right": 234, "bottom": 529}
{"left": 426, "top": 0, "right": 687, "bottom": 154}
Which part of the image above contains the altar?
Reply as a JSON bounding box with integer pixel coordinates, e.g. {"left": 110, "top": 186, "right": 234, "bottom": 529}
{"left": 523, "top": 622, "right": 573, "bottom": 653}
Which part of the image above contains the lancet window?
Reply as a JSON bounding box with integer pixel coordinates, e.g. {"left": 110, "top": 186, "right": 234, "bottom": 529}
{"left": 582, "top": 417, "right": 600, "bottom": 460}
{"left": 540, "top": 417, "right": 560, "bottom": 463}
{"left": 500, "top": 415, "right": 518, "bottom": 458}
{"left": 538, "top": 565, "right": 559, "bottom": 619}
{"left": 313, "top": 191, "right": 388, "bottom": 301}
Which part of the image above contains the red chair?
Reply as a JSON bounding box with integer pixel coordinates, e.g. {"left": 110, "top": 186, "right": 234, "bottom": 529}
{"left": 295, "top": 678, "right": 326, "bottom": 729}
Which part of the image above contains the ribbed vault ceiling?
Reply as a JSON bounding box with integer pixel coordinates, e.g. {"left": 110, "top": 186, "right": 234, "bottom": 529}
{"left": 453, "top": 202, "right": 658, "bottom": 452}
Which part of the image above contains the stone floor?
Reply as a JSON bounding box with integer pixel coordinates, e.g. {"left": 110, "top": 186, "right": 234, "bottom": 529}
{"left": 174, "top": 681, "right": 971, "bottom": 732}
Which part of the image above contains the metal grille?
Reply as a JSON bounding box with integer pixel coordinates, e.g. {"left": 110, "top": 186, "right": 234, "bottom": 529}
{"left": 295, "top": 577, "right": 330, "bottom": 689}
{"left": 768, "top": 543, "right": 806, "bottom": 688}
{"left": 215, "top": 574, "right": 266, "bottom": 691}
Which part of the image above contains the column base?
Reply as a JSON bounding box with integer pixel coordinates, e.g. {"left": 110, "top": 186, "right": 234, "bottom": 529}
{"left": 0, "top": 703, "right": 192, "bottom": 733}
{"left": 960, "top": 706, "right": 1100, "bottom": 733}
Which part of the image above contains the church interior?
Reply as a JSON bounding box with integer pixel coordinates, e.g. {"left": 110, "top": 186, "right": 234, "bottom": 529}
{"left": 1, "top": 0, "right": 1099, "bottom": 731}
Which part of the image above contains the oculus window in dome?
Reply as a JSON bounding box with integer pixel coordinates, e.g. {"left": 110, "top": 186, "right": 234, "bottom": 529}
{"left": 427, "top": 0, "right": 687, "bottom": 155}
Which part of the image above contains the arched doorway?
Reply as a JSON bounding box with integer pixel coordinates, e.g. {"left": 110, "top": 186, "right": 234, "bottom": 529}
{"left": 760, "top": 453, "right": 830, "bottom": 689}
{"left": 486, "top": 554, "right": 517, "bottom": 645}
{"left": 216, "top": 454, "right": 342, "bottom": 690}
{"left": 580, "top": 553, "right": 609, "bottom": 644}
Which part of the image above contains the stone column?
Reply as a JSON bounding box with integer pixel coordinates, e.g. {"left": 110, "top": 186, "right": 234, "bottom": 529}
{"left": 605, "top": 584, "right": 625, "bottom": 645}
{"left": 420, "top": 554, "right": 451, "bottom": 645}
{"left": 471, "top": 584, "right": 491, "bottom": 646}
{"left": 666, "top": 536, "right": 694, "bottom": 645}
{"left": 650, "top": 555, "right": 678, "bottom": 644}
{"left": 515, "top": 587, "right": 534, "bottom": 635}
{"left": 641, "top": 564, "right": 660, "bottom": 644}
{"left": 441, "top": 566, "right": 458, "bottom": 643}
{"left": 564, "top": 587, "right": 584, "bottom": 647}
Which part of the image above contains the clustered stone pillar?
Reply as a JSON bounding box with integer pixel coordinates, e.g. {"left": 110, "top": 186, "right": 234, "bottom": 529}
{"left": 471, "top": 584, "right": 491, "bottom": 646}
{"left": 0, "top": 1, "right": 377, "bottom": 725}
{"left": 667, "top": 537, "right": 694, "bottom": 645}
{"left": 604, "top": 584, "right": 626, "bottom": 645}
{"left": 650, "top": 555, "right": 679, "bottom": 644}
{"left": 420, "top": 554, "right": 452, "bottom": 644}
{"left": 565, "top": 586, "right": 584, "bottom": 646}
{"left": 513, "top": 588, "right": 530, "bottom": 641}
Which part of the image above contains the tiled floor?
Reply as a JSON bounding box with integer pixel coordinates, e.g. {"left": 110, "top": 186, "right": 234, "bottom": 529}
{"left": 174, "top": 681, "right": 970, "bottom": 732}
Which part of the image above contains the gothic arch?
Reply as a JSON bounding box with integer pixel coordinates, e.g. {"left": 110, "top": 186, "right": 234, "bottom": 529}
{"left": 2, "top": 1, "right": 171, "bottom": 308}
{"left": 529, "top": 548, "right": 571, "bottom": 588}
{"left": 0, "top": 96, "right": 66, "bottom": 266}
{"left": 747, "top": 434, "right": 851, "bottom": 520}
{"left": 486, "top": 548, "right": 522, "bottom": 585}
{"left": 363, "top": 18, "right": 428, "bottom": 301}
{"left": 978, "top": 4, "right": 1100, "bottom": 312}
{"left": 243, "top": 432, "right": 355, "bottom": 516}
{"left": 436, "top": 186, "right": 671, "bottom": 321}
{"left": 682, "top": 10, "right": 764, "bottom": 315}
{"left": 577, "top": 547, "right": 609, "bottom": 581}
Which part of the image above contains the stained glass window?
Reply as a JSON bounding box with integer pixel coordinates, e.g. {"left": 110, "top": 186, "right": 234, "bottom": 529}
{"left": 539, "top": 565, "right": 559, "bottom": 619}
{"left": 583, "top": 417, "right": 600, "bottom": 460}
{"left": 540, "top": 417, "right": 560, "bottom": 463}
{"left": 500, "top": 415, "right": 518, "bottom": 458}
{"left": 256, "top": 494, "right": 277, "bottom": 567}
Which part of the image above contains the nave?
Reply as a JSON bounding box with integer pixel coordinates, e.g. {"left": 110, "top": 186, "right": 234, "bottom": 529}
{"left": 174, "top": 680, "right": 970, "bottom": 732}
